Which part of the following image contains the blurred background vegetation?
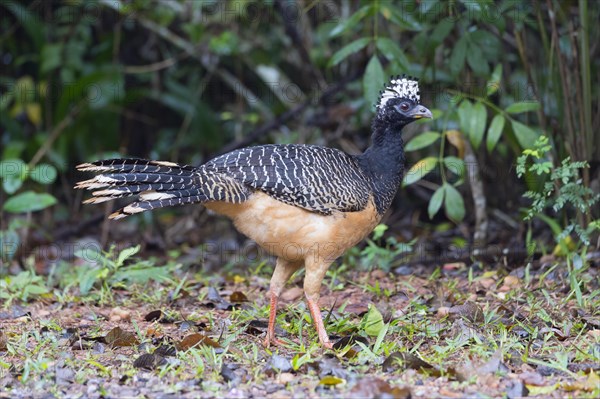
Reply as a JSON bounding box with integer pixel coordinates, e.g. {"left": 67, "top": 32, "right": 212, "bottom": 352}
{"left": 1, "top": 0, "right": 598, "bottom": 272}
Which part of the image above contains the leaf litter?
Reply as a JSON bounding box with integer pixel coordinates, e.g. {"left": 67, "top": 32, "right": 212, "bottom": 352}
{"left": 0, "top": 258, "right": 599, "bottom": 398}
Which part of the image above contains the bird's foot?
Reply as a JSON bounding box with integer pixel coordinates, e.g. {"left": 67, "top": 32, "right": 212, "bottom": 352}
{"left": 263, "top": 336, "right": 288, "bottom": 348}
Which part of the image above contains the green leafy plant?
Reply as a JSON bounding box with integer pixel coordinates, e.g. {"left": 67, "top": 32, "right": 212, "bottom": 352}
{"left": 328, "top": 2, "right": 416, "bottom": 106}
{"left": 75, "top": 245, "right": 173, "bottom": 297}
{"left": 516, "top": 135, "right": 599, "bottom": 246}
{"left": 0, "top": 270, "right": 49, "bottom": 305}
{"left": 1, "top": 159, "right": 58, "bottom": 267}
{"left": 402, "top": 63, "right": 542, "bottom": 224}
{"left": 348, "top": 224, "right": 414, "bottom": 273}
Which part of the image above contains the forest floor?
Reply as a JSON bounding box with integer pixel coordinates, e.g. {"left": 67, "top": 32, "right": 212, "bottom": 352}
{"left": 1, "top": 246, "right": 599, "bottom": 398}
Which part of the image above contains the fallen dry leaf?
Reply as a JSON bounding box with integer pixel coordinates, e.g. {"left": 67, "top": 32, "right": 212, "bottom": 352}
{"left": 519, "top": 371, "right": 546, "bottom": 386}
{"left": 133, "top": 353, "right": 166, "bottom": 370}
{"left": 0, "top": 331, "right": 7, "bottom": 351}
{"left": 205, "top": 287, "right": 233, "bottom": 310}
{"left": 382, "top": 351, "right": 437, "bottom": 375}
{"left": 144, "top": 310, "right": 162, "bottom": 322}
{"left": 503, "top": 275, "right": 522, "bottom": 289}
{"left": 343, "top": 303, "right": 370, "bottom": 316}
{"left": 230, "top": 291, "right": 248, "bottom": 303}
{"left": 105, "top": 327, "right": 139, "bottom": 348}
{"left": 561, "top": 370, "right": 600, "bottom": 392}
{"left": 333, "top": 335, "right": 369, "bottom": 350}
{"left": 177, "top": 333, "right": 220, "bottom": 350}
{"left": 448, "top": 302, "right": 484, "bottom": 323}
{"left": 154, "top": 344, "right": 177, "bottom": 357}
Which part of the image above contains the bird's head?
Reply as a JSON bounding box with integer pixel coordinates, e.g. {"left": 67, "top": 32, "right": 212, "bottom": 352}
{"left": 374, "top": 75, "right": 432, "bottom": 129}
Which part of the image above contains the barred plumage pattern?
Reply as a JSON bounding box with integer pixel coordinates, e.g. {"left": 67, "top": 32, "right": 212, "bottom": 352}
{"left": 76, "top": 145, "right": 374, "bottom": 218}
{"left": 201, "top": 144, "right": 371, "bottom": 214}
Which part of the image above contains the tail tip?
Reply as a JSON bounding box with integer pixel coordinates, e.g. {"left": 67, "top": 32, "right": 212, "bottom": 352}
{"left": 108, "top": 211, "right": 127, "bottom": 220}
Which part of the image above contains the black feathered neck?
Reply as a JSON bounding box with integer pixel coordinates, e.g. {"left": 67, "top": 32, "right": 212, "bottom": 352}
{"left": 356, "top": 111, "right": 409, "bottom": 214}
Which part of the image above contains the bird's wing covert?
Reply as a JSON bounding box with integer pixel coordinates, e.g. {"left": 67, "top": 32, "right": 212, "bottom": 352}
{"left": 203, "top": 144, "right": 372, "bottom": 214}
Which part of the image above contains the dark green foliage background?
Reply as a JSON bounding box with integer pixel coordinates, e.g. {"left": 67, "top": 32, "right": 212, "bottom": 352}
{"left": 0, "top": 0, "right": 598, "bottom": 231}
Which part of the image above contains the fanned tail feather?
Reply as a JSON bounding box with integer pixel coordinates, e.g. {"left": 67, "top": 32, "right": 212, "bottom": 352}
{"left": 76, "top": 158, "right": 196, "bottom": 174}
{"left": 76, "top": 158, "right": 206, "bottom": 218}
{"left": 109, "top": 193, "right": 208, "bottom": 220}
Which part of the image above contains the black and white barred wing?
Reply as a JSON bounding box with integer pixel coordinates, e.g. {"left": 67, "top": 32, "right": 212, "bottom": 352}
{"left": 203, "top": 144, "right": 372, "bottom": 214}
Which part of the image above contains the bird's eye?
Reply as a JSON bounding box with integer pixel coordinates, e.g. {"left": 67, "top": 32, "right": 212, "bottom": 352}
{"left": 399, "top": 102, "right": 410, "bottom": 111}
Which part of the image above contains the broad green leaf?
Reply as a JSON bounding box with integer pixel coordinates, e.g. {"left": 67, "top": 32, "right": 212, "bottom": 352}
{"left": 470, "top": 30, "right": 501, "bottom": 59}
{"left": 1, "top": 141, "right": 25, "bottom": 160}
{"left": 466, "top": 43, "right": 489, "bottom": 76}
{"left": 380, "top": 5, "right": 422, "bottom": 30}
{"left": 117, "top": 245, "right": 141, "bottom": 267}
{"left": 458, "top": 100, "right": 486, "bottom": 149}
{"left": 511, "top": 120, "right": 538, "bottom": 149}
{"left": 329, "top": 5, "right": 373, "bottom": 38}
{"left": 443, "top": 156, "right": 465, "bottom": 179}
{"left": 363, "top": 56, "right": 385, "bottom": 106}
{"left": 405, "top": 131, "right": 441, "bottom": 152}
{"left": 0, "top": 159, "right": 27, "bottom": 179}
{"left": 470, "top": 102, "right": 487, "bottom": 149}
{"left": 113, "top": 266, "right": 170, "bottom": 284}
{"left": 2, "top": 1, "right": 44, "bottom": 48}
{"left": 450, "top": 37, "right": 467, "bottom": 76}
{"left": 364, "top": 304, "right": 384, "bottom": 336}
{"left": 79, "top": 267, "right": 100, "bottom": 295}
{"left": 2, "top": 177, "right": 22, "bottom": 195}
{"left": 402, "top": 157, "right": 438, "bottom": 186}
{"left": 506, "top": 101, "right": 540, "bottom": 114}
{"left": 40, "top": 44, "right": 63, "bottom": 73}
{"left": 430, "top": 19, "right": 454, "bottom": 45}
{"left": 487, "top": 64, "right": 502, "bottom": 96}
{"left": 30, "top": 164, "right": 57, "bottom": 184}
{"left": 2, "top": 191, "right": 57, "bottom": 213}
{"left": 486, "top": 114, "right": 505, "bottom": 152}
{"left": 25, "top": 284, "right": 49, "bottom": 296}
{"left": 375, "top": 37, "right": 409, "bottom": 69}
{"left": 444, "top": 184, "right": 465, "bottom": 223}
{"left": 74, "top": 245, "right": 102, "bottom": 264}
{"left": 329, "top": 37, "right": 370, "bottom": 67}
{"left": 457, "top": 100, "right": 473, "bottom": 134}
{"left": 428, "top": 185, "right": 445, "bottom": 219}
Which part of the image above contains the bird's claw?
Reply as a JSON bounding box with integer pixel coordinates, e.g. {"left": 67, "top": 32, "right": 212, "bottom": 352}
{"left": 263, "top": 336, "right": 287, "bottom": 348}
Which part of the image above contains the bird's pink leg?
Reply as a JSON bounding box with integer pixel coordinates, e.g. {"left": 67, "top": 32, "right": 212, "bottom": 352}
{"left": 306, "top": 297, "right": 333, "bottom": 349}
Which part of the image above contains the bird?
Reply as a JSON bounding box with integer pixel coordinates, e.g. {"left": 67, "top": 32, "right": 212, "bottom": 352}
{"left": 75, "top": 76, "right": 432, "bottom": 349}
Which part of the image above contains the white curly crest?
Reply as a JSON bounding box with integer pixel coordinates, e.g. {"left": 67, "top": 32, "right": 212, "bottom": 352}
{"left": 377, "top": 76, "right": 420, "bottom": 108}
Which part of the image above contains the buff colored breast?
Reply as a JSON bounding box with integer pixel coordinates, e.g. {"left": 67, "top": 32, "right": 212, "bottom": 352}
{"left": 205, "top": 192, "right": 381, "bottom": 262}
